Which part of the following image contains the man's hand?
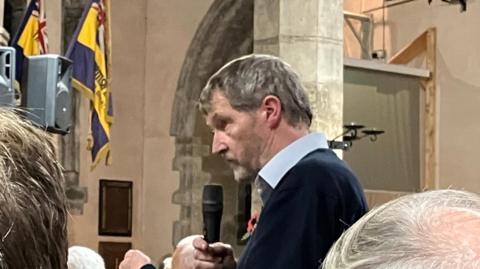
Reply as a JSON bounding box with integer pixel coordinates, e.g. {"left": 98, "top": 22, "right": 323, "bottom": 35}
{"left": 119, "top": 249, "right": 152, "bottom": 269}
{"left": 172, "top": 236, "right": 236, "bottom": 269}
{"left": 192, "top": 237, "right": 236, "bottom": 269}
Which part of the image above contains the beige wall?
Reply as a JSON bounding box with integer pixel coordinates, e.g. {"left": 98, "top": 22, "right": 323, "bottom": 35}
{"left": 68, "top": 0, "right": 148, "bottom": 253}
{"left": 58, "top": 0, "right": 480, "bottom": 264}
{"left": 141, "top": 0, "right": 214, "bottom": 261}
{"left": 382, "top": 0, "right": 480, "bottom": 192}
{"left": 67, "top": 0, "right": 215, "bottom": 264}
{"left": 344, "top": 0, "right": 480, "bottom": 192}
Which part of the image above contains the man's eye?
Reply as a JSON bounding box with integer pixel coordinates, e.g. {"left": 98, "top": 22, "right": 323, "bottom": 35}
{"left": 216, "top": 120, "right": 227, "bottom": 130}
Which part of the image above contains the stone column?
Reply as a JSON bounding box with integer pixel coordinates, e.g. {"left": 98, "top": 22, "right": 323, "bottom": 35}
{"left": 254, "top": 0, "right": 344, "bottom": 139}
{"left": 253, "top": 0, "right": 344, "bottom": 212}
{"left": 45, "top": 0, "right": 62, "bottom": 54}
{"left": 61, "top": 0, "right": 88, "bottom": 214}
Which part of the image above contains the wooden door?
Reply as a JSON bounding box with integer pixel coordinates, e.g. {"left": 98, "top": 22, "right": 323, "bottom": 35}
{"left": 98, "top": 241, "right": 132, "bottom": 269}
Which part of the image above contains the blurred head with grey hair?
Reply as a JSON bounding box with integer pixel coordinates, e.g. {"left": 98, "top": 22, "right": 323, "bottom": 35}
{"left": 68, "top": 246, "right": 105, "bottom": 269}
{"left": 0, "top": 108, "right": 68, "bottom": 268}
{"left": 322, "top": 189, "right": 480, "bottom": 269}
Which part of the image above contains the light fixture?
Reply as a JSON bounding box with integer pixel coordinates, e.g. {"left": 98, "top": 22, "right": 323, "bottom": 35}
{"left": 328, "top": 122, "right": 385, "bottom": 150}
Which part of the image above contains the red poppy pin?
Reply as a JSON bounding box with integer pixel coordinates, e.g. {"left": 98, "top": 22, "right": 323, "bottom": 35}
{"left": 241, "top": 211, "right": 259, "bottom": 241}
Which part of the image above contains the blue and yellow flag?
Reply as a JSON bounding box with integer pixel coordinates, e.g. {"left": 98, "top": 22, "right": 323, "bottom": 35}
{"left": 66, "top": 0, "right": 113, "bottom": 169}
{"left": 10, "top": 0, "right": 48, "bottom": 89}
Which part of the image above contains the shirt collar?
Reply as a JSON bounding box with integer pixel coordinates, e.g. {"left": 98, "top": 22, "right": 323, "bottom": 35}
{"left": 258, "top": 132, "right": 329, "bottom": 189}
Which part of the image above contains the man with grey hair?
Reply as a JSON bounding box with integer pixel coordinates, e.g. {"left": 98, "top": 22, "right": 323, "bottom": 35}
{"left": 120, "top": 54, "right": 367, "bottom": 269}
{"left": 185, "top": 54, "right": 366, "bottom": 269}
{"left": 0, "top": 108, "right": 69, "bottom": 268}
{"left": 322, "top": 189, "right": 480, "bottom": 269}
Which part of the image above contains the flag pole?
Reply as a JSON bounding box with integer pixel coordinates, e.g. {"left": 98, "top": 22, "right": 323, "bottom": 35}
{"left": 103, "top": 0, "right": 113, "bottom": 165}
{"left": 104, "top": 0, "right": 112, "bottom": 80}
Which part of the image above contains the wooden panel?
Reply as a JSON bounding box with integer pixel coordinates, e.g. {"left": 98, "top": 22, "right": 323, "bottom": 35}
{"left": 98, "top": 241, "right": 131, "bottom": 269}
{"left": 389, "top": 31, "right": 427, "bottom": 65}
{"left": 423, "top": 28, "right": 437, "bottom": 190}
{"left": 99, "top": 179, "right": 133, "bottom": 236}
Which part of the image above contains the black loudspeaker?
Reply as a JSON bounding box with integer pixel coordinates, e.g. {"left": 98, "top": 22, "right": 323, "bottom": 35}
{"left": 0, "top": 47, "right": 15, "bottom": 107}
{"left": 21, "top": 54, "right": 72, "bottom": 134}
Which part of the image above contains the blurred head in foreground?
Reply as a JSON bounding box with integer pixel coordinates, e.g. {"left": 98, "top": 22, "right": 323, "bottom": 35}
{"left": 68, "top": 246, "right": 105, "bottom": 269}
{"left": 323, "top": 189, "right": 480, "bottom": 269}
{"left": 0, "top": 108, "right": 68, "bottom": 268}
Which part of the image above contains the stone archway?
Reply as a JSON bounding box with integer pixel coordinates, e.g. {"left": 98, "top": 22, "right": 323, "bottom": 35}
{"left": 169, "top": 0, "right": 253, "bottom": 251}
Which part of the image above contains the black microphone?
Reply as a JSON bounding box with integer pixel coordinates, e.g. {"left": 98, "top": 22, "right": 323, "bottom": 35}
{"left": 202, "top": 184, "right": 223, "bottom": 243}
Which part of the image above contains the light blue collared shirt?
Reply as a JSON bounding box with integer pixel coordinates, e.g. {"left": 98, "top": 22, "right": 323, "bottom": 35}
{"left": 258, "top": 132, "right": 329, "bottom": 190}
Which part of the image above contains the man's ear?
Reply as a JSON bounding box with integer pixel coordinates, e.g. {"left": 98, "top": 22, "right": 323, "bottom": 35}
{"left": 261, "top": 95, "right": 281, "bottom": 128}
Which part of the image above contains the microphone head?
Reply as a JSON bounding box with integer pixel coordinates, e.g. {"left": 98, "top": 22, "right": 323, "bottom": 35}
{"left": 202, "top": 184, "right": 223, "bottom": 243}
{"left": 202, "top": 184, "right": 223, "bottom": 212}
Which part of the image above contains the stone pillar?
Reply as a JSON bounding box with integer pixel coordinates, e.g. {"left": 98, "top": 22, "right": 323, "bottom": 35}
{"left": 253, "top": 0, "right": 344, "bottom": 212}
{"left": 61, "top": 0, "right": 88, "bottom": 214}
{"left": 254, "top": 0, "right": 344, "bottom": 139}
{"left": 45, "top": 0, "right": 62, "bottom": 54}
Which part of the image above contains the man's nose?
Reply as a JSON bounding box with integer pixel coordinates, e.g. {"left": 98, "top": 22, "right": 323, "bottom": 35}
{"left": 211, "top": 131, "right": 227, "bottom": 155}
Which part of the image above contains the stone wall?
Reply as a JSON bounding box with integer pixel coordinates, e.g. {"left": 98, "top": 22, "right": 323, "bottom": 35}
{"left": 169, "top": 0, "right": 253, "bottom": 253}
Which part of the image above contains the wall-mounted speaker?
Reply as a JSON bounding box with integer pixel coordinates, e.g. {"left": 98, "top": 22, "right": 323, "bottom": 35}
{"left": 21, "top": 54, "right": 73, "bottom": 135}
{"left": 0, "top": 47, "right": 15, "bottom": 107}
